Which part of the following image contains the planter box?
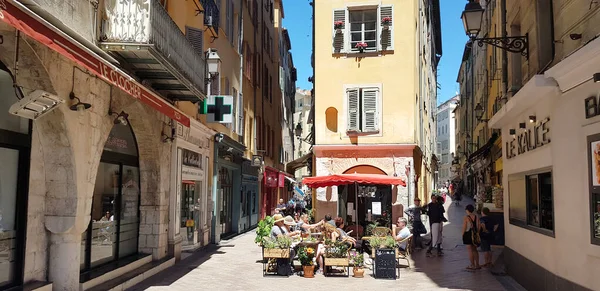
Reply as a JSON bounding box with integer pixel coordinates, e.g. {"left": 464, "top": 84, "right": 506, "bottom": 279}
{"left": 324, "top": 257, "right": 349, "bottom": 266}
{"left": 263, "top": 248, "right": 290, "bottom": 259}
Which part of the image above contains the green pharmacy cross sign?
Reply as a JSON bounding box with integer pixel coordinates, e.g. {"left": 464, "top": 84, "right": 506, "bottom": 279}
{"left": 200, "top": 95, "right": 233, "bottom": 123}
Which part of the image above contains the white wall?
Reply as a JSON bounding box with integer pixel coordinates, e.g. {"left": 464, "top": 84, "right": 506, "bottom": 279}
{"left": 499, "top": 79, "right": 600, "bottom": 290}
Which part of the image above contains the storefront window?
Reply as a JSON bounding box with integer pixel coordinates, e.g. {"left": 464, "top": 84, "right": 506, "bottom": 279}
{"left": 509, "top": 172, "right": 553, "bottom": 233}
{"left": 81, "top": 123, "right": 140, "bottom": 272}
{"left": 0, "top": 148, "right": 19, "bottom": 287}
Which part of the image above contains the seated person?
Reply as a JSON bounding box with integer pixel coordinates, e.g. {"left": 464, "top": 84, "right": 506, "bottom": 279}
{"left": 334, "top": 217, "right": 357, "bottom": 247}
{"left": 315, "top": 222, "right": 340, "bottom": 274}
{"left": 270, "top": 214, "right": 300, "bottom": 275}
{"left": 297, "top": 214, "right": 324, "bottom": 233}
{"left": 271, "top": 214, "right": 301, "bottom": 239}
{"left": 393, "top": 217, "right": 412, "bottom": 251}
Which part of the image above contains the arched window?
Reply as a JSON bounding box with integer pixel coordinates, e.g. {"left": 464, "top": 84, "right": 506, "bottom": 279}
{"left": 81, "top": 122, "right": 140, "bottom": 272}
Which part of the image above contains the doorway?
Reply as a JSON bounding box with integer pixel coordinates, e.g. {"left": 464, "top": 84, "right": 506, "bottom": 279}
{"left": 218, "top": 166, "right": 233, "bottom": 237}
{"left": 81, "top": 123, "right": 140, "bottom": 273}
{"left": 339, "top": 184, "right": 393, "bottom": 236}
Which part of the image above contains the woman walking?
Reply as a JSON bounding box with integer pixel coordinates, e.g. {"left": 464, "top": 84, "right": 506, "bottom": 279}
{"left": 462, "top": 204, "right": 481, "bottom": 270}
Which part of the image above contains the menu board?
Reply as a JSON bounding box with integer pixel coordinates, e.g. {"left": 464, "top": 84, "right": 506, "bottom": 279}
{"left": 374, "top": 248, "right": 397, "bottom": 279}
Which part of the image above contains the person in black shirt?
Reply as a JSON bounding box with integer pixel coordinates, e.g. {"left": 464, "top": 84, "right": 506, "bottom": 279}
{"left": 426, "top": 195, "right": 445, "bottom": 257}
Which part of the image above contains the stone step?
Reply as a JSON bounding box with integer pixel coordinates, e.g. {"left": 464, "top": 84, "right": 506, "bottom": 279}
{"left": 86, "top": 257, "right": 175, "bottom": 291}
{"left": 6, "top": 281, "right": 52, "bottom": 291}
{"left": 80, "top": 254, "right": 153, "bottom": 290}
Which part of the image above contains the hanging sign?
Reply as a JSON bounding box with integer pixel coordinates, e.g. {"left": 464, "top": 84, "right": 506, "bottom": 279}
{"left": 278, "top": 173, "right": 286, "bottom": 188}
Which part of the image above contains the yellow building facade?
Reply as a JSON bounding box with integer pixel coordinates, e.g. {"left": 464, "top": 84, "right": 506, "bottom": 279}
{"left": 312, "top": 0, "right": 441, "bottom": 226}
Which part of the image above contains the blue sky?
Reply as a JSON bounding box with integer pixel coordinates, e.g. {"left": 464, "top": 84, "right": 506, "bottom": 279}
{"left": 282, "top": 0, "right": 467, "bottom": 105}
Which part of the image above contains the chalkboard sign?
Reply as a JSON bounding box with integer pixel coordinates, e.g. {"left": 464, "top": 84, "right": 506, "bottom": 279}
{"left": 374, "top": 248, "right": 396, "bottom": 279}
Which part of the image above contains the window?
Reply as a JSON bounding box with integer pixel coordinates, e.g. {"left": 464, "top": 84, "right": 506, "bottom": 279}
{"left": 349, "top": 10, "right": 377, "bottom": 52}
{"left": 226, "top": 0, "right": 234, "bottom": 45}
{"left": 346, "top": 86, "right": 379, "bottom": 133}
{"left": 269, "top": 75, "right": 273, "bottom": 103}
{"left": 237, "top": 93, "right": 244, "bottom": 135}
{"left": 231, "top": 87, "right": 237, "bottom": 130}
{"left": 509, "top": 171, "right": 554, "bottom": 234}
{"left": 588, "top": 134, "right": 600, "bottom": 244}
{"left": 332, "top": 5, "right": 394, "bottom": 54}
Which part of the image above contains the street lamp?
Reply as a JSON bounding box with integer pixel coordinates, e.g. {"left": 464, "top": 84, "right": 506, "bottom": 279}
{"left": 295, "top": 122, "right": 303, "bottom": 139}
{"left": 205, "top": 48, "right": 221, "bottom": 85}
{"left": 461, "top": 0, "right": 529, "bottom": 58}
{"left": 474, "top": 103, "right": 489, "bottom": 122}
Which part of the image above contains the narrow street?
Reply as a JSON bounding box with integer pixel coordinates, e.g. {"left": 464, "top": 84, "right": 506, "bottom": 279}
{"left": 130, "top": 198, "right": 526, "bottom": 291}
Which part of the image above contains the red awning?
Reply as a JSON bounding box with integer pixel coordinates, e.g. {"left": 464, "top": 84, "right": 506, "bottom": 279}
{"left": 182, "top": 180, "right": 196, "bottom": 185}
{"left": 303, "top": 174, "right": 406, "bottom": 188}
{"left": 0, "top": 1, "right": 191, "bottom": 127}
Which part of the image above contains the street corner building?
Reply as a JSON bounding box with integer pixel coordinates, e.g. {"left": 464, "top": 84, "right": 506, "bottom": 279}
{"left": 311, "top": 0, "right": 442, "bottom": 226}
{"left": 0, "top": 0, "right": 215, "bottom": 289}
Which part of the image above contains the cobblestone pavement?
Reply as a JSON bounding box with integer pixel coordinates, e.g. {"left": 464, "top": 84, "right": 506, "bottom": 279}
{"left": 130, "top": 197, "right": 526, "bottom": 291}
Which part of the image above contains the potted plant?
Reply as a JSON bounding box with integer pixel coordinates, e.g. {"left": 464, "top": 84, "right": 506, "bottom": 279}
{"left": 381, "top": 16, "right": 392, "bottom": 29}
{"left": 350, "top": 250, "right": 365, "bottom": 278}
{"left": 255, "top": 216, "right": 274, "bottom": 245}
{"left": 355, "top": 42, "right": 368, "bottom": 53}
{"left": 324, "top": 240, "right": 350, "bottom": 268}
{"left": 298, "top": 246, "right": 316, "bottom": 278}
{"left": 334, "top": 21, "right": 344, "bottom": 33}
{"left": 262, "top": 236, "right": 291, "bottom": 259}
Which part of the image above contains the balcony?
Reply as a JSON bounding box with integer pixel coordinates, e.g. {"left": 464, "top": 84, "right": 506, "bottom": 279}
{"left": 99, "top": 0, "right": 206, "bottom": 102}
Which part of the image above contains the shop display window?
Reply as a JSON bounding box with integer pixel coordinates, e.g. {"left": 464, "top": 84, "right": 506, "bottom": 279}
{"left": 508, "top": 171, "right": 554, "bottom": 235}
{"left": 592, "top": 194, "right": 600, "bottom": 242}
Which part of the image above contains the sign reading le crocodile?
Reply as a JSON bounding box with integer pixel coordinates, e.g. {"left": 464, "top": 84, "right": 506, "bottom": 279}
{"left": 201, "top": 96, "right": 233, "bottom": 123}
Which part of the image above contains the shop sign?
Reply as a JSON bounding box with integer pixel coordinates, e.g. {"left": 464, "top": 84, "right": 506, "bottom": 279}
{"left": 251, "top": 155, "right": 263, "bottom": 167}
{"left": 278, "top": 173, "right": 286, "bottom": 188}
{"left": 264, "top": 171, "right": 278, "bottom": 188}
{"left": 506, "top": 117, "right": 551, "bottom": 159}
{"left": 182, "top": 166, "right": 203, "bottom": 181}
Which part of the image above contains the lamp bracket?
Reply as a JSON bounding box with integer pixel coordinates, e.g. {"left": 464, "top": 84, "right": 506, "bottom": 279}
{"left": 474, "top": 34, "right": 529, "bottom": 58}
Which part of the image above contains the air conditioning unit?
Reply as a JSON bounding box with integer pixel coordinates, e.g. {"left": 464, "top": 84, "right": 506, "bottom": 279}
{"left": 9, "top": 90, "right": 64, "bottom": 120}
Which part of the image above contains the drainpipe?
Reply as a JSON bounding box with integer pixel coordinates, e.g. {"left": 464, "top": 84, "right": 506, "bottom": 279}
{"left": 500, "top": 0, "right": 508, "bottom": 100}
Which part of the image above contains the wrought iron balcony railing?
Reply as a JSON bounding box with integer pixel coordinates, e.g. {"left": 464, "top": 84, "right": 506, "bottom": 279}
{"left": 99, "top": 0, "right": 207, "bottom": 102}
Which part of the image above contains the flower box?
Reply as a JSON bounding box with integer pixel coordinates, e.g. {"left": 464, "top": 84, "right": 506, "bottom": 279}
{"left": 324, "top": 257, "right": 349, "bottom": 266}
{"left": 263, "top": 248, "right": 290, "bottom": 259}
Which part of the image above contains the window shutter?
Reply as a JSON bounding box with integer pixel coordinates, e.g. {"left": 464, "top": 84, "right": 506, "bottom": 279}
{"left": 378, "top": 5, "right": 394, "bottom": 51}
{"left": 346, "top": 88, "right": 359, "bottom": 131}
{"left": 332, "top": 9, "right": 346, "bottom": 53}
{"left": 185, "top": 26, "right": 204, "bottom": 55}
{"left": 362, "top": 88, "right": 379, "bottom": 132}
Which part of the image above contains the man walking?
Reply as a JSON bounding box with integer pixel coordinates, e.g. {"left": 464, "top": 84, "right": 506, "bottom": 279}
{"left": 426, "top": 195, "right": 445, "bottom": 257}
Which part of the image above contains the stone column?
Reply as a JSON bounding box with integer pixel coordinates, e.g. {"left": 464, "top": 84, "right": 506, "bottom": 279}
{"left": 48, "top": 232, "right": 81, "bottom": 291}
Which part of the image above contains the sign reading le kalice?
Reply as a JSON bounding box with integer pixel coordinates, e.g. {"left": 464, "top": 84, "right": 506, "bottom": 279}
{"left": 505, "top": 117, "right": 551, "bottom": 159}
{"left": 0, "top": 1, "right": 190, "bottom": 126}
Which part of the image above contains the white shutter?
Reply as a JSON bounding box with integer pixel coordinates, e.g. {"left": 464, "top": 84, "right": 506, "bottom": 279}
{"left": 347, "top": 88, "right": 359, "bottom": 132}
{"left": 362, "top": 88, "right": 379, "bottom": 132}
{"left": 332, "top": 9, "right": 346, "bottom": 53}
{"left": 378, "top": 5, "right": 394, "bottom": 51}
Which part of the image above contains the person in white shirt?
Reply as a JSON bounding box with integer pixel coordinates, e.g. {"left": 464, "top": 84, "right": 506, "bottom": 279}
{"left": 394, "top": 217, "right": 412, "bottom": 251}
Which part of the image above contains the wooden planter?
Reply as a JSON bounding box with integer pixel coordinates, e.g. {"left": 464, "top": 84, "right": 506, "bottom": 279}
{"left": 263, "top": 248, "right": 290, "bottom": 259}
{"left": 324, "top": 257, "right": 349, "bottom": 266}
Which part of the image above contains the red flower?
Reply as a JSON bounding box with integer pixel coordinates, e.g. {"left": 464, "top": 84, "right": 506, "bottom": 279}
{"left": 382, "top": 17, "right": 392, "bottom": 25}
{"left": 334, "top": 21, "right": 344, "bottom": 29}
{"left": 355, "top": 42, "right": 368, "bottom": 49}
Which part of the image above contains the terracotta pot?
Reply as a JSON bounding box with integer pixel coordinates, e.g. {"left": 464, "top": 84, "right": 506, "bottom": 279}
{"left": 353, "top": 266, "right": 365, "bottom": 278}
{"left": 303, "top": 265, "right": 315, "bottom": 278}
